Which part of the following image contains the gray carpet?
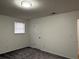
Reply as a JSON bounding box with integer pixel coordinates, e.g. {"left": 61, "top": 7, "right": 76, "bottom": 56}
{"left": 0, "top": 47, "right": 69, "bottom": 59}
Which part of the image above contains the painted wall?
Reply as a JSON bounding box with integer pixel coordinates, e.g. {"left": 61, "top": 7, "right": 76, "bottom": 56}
{"left": 0, "top": 15, "right": 29, "bottom": 54}
{"left": 29, "top": 11, "right": 79, "bottom": 59}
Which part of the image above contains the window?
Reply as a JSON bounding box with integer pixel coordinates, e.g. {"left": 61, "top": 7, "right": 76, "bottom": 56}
{"left": 14, "top": 22, "right": 25, "bottom": 34}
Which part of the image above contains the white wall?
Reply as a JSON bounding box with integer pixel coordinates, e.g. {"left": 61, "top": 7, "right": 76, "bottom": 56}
{"left": 29, "top": 11, "right": 79, "bottom": 59}
{"left": 0, "top": 15, "right": 29, "bottom": 54}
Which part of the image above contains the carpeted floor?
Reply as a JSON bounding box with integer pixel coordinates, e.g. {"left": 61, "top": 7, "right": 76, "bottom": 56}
{"left": 0, "top": 47, "right": 69, "bottom": 59}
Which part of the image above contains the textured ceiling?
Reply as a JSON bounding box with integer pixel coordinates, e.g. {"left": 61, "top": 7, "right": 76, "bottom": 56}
{"left": 0, "top": 0, "right": 79, "bottom": 19}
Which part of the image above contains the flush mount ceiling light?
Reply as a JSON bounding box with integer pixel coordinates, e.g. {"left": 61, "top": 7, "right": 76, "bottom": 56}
{"left": 14, "top": 0, "right": 40, "bottom": 9}
{"left": 21, "top": 0, "right": 32, "bottom": 8}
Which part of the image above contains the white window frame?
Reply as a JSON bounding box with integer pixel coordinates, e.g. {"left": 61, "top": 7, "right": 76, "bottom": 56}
{"left": 14, "top": 22, "right": 26, "bottom": 34}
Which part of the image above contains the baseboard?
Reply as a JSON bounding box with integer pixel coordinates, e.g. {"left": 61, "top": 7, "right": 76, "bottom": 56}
{"left": 30, "top": 47, "right": 70, "bottom": 59}
{"left": 0, "top": 46, "right": 30, "bottom": 55}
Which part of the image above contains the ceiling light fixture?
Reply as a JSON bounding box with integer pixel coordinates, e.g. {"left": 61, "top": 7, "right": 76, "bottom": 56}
{"left": 21, "top": 0, "right": 32, "bottom": 8}
{"left": 14, "top": 0, "right": 40, "bottom": 9}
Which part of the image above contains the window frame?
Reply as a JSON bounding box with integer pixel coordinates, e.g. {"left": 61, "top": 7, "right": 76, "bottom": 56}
{"left": 14, "top": 21, "right": 26, "bottom": 34}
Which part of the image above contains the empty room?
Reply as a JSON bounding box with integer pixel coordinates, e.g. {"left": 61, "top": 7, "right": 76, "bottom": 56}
{"left": 0, "top": 0, "right": 79, "bottom": 59}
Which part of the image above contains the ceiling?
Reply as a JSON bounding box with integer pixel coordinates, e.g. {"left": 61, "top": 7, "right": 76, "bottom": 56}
{"left": 0, "top": 0, "right": 79, "bottom": 20}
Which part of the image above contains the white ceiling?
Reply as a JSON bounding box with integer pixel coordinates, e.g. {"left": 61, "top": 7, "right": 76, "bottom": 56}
{"left": 0, "top": 0, "right": 79, "bottom": 19}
